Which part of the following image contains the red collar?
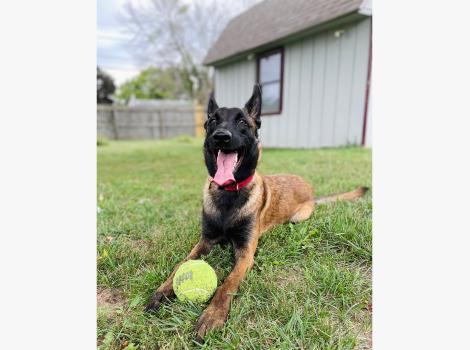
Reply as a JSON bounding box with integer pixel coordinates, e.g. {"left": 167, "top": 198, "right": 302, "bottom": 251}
{"left": 210, "top": 173, "right": 255, "bottom": 191}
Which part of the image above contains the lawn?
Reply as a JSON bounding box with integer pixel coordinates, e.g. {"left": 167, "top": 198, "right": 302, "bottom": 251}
{"left": 97, "top": 137, "right": 372, "bottom": 350}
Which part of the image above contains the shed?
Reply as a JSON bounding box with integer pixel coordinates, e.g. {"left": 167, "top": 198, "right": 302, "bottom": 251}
{"left": 203, "top": 0, "right": 372, "bottom": 148}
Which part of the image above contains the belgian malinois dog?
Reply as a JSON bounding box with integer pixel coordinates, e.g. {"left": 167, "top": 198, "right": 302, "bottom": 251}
{"left": 145, "top": 84, "right": 368, "bottom": 339}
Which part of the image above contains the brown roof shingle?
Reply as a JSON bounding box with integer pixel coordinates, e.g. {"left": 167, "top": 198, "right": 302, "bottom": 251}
{"left": 203, "top": 0, "right": 365, "bottom": 65}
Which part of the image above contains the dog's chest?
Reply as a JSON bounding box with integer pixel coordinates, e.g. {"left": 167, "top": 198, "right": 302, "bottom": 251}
{"left": 202, "top": 188, "right": 254, "bottom": 248}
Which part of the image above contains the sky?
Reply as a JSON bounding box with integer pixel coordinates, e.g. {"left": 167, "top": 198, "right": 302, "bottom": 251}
{"left": 97, "top": 0, "right": 141, "bottom": 86}
{"left": 97, "top": 0, "right": 260, "bottom": 87}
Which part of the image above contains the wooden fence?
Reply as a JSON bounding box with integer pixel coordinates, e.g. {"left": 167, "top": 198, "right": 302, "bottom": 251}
{"left": 97, "top": 103, "right": 205, "bottom": 140}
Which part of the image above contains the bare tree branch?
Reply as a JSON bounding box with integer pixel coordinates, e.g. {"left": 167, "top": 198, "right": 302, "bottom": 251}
{"left": 121, "top": 0, "right": 261, "bottom": 103}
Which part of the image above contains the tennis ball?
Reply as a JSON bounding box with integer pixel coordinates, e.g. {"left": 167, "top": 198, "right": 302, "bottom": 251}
{"left": 173, "top": 260, "right": 217, "bottom": 304}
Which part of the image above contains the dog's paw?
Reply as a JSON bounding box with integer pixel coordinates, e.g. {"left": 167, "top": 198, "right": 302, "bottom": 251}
{"left": 195, "top": 304, "right": 228, "bottom": 341}
{"left": 144, "top": 291, "right": 168, "bottom": 312}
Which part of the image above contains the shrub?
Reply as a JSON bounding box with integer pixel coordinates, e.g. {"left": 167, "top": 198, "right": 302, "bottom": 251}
{"left": 97, "top": 135, "right": 109, "bottom": 146}
{"left": 174, "top": 134, "right": 194, "bottom": 143}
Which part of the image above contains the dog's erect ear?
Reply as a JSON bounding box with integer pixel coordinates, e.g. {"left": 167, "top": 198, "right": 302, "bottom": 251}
{"left": 244, "top": 84, "right": 262, "bottom": 129}
{"left": 207, "top": 92, "right": 219, "bottom": 117}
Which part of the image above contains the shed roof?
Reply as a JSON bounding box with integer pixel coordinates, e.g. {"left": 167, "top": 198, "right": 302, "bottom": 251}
{"left": 203, "top": 0, "right": 369, "bottom": 65}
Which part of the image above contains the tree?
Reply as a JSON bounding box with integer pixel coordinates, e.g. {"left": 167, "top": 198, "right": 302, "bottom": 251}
{"left": 122, "top": 0, "right": 260, "bottom": 103}
{"left": 116, "top": 66, "right": 189, "bottom": 103}
{"left": 97, "top": 67, "right": 116, "bottom": 104}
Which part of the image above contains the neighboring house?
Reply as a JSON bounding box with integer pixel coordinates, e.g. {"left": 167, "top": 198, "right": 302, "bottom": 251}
{"left": 203, "top": 0, "right": 372, "bottom": 148}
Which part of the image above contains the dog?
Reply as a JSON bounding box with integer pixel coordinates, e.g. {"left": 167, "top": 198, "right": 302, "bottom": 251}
{"left": 145, "top": 84, "right": 368, "bottom": 339}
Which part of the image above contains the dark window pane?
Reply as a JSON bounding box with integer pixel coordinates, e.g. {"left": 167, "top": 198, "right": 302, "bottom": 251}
{"left": 259, "top": 52, "right": 281, "bottom": 83}
{"left": 261, "top": 82, "right": 280, "bottom": 114}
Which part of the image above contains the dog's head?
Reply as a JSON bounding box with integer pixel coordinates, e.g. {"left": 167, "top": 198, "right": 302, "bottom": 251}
{"left": 203, "top": 84, "right": 262, "bottom": 187}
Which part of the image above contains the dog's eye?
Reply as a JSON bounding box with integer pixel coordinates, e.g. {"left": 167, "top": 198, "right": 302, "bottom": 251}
{"left": 238, "top": 119, "right": 247, "bottom": 127}
{"left": 209, "top": 118, "right": 216, "bottom": 126}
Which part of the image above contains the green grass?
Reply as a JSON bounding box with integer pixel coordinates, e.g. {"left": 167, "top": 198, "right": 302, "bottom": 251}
{"left": 97, "top": 137, "right": 372, "bottom": 350}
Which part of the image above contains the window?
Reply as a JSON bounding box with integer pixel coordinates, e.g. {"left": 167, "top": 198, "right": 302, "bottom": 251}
{"left": 256, "top": 48, "right": 284, "bottom": 115}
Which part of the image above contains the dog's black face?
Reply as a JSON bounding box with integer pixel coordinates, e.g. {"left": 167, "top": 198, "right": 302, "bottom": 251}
{"left": 204, "top": 85, "right": 262, "bottom": 185}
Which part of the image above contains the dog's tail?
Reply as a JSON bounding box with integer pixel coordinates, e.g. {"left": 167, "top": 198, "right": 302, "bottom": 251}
{"left": 315, "top": 186, "right": 369, "bottom": 204}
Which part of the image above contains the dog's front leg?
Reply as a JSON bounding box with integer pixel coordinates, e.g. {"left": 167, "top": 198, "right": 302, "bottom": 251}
{"left": 195, "top": 236, "right": 259, "bottom": 340}
{"left": 145, "top": 238, "right": 214, "bottom": 312}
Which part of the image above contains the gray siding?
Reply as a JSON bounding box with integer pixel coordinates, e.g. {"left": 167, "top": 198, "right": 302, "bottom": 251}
{"left": 214, "top": 59, "right": 256, "bottom": 109}
{"left": 213, "top": 17, "right": 371, "bottom": 148}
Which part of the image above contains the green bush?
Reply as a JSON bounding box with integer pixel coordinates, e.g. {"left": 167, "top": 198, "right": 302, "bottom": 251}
{"left": 97, "top": 136, "right": 109, "bottom": 146}
{"left": 173, "top": 134, "right": 194, "bottom": 144}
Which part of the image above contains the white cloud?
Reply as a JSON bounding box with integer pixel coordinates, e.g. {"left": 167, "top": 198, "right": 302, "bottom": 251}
{"left": 106, "top": 68, "right": 140, "bottom": 87}
{"left": 97, "top": 0, "right": 141, "bottom": 84}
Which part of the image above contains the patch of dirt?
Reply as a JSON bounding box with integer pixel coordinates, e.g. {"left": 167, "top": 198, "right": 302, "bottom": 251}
{"left": 276, "top": 266, "right": 304, "bottom": 289}
{"left": 97, "top": 287, "right": 125, "bottom": 315}
{"left": 355, "top": 328, "right": 372, "bottom": 350}
{"left": 121, "top": 237, "right": 153, "bottom": 254}
{"left": 351, "top": 305, "right": 372, "bottom": 349}
{"left": 363, "top": 266, "right": 372, "bottom": 281}
{"left": 97, "top": 288, "right": 126, "bottom": 347}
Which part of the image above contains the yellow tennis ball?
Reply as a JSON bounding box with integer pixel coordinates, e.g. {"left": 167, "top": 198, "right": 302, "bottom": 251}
{"left": 173, "top": 260, "right": 218, "bottom": 304}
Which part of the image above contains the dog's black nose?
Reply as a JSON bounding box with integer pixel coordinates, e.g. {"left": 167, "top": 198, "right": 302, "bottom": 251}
{"left": 212, "top": 129, "right": 232, "bottom": 143}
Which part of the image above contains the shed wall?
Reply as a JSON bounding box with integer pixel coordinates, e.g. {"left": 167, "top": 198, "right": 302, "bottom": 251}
{"left": 213, "top": 17, "right": 371, "bottom": 148}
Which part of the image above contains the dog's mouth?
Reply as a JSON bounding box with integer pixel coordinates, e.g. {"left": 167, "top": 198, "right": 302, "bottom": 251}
{"left": 211, "top": 148, "right": 245, "bottom": 186}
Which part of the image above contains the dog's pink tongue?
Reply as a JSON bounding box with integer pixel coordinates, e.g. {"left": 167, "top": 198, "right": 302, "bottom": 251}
{"left": 213, "top": 151, "right": 237, "bottom": 186}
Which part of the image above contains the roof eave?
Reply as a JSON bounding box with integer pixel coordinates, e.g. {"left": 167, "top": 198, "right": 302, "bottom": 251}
{"left": 359, "top": 0, "right": 372, "bottom": 16}
{"left": 203, "top": 11, "right": 370, "bottom": 67}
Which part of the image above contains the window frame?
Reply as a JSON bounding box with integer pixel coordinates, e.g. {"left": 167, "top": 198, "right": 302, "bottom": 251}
{"left": 256, "top": 47, "right": 284, "bottom": 116}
